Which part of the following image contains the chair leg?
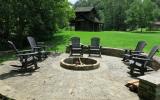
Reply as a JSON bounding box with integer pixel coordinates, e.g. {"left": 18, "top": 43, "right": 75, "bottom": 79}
{"left": 22, "top": 62, "right": 27, "bottom": 71}
{"left": 81, "top": 50, "right": 83, "bottom": 56}
{"left": 33, "top": 56, "right": 38, "bottom": 69}
{"left": 122, "top": 56, "right": 127, "bottom": 61}
{"left": 21, "top": 62, "right": 25, "bottom": 70}
{"left": 38, "top": 52, "right": 42, "bottom": 61}
{"left": 99, "top": 51, "right": 101, "bottom": 57}
{"left": 122, "top": 57, "right": 125, "bottom": 61}
{"left": 34, "top": 62, "right": 38, "bottom": 69}
{"left": 130, "top": 65, "right": 134, "bottom": 75}
{"left": 88, "top": 50, "right": 91, "bottom": 56}
{"left": 140, "top": 67, "right": 145, "bottom": 75}
{"left": 70, "top": 50, "right": 72, "bottom": 56}
{"left": 140, "top": 69, "right": 145, "bottom": 75}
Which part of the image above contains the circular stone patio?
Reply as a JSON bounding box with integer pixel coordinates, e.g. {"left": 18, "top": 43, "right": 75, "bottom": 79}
{"left": 0, "top": 53, "right": 140, "bottom": 100}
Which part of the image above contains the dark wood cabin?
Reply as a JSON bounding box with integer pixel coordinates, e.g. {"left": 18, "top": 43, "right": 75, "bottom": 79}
{"left": 72, "top": 7, "right": 103, "bottom": 31}
{"left": 151, "top": 21, "right": 160, "bottom": 30}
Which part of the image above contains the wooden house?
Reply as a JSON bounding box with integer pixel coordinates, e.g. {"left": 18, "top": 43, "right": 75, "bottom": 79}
{"left": 73, "top": 7, "right": 103, "bottom": 31}
{"left": 151, "top": 21, "right": 160, "bottom": 30}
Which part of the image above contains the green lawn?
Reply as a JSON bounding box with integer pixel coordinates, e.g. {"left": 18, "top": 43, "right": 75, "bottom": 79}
{"left": 0, "top": 54, "right": 15, "bottom": 64}
{"left": 1, "top": 31, "right": 160, "bottom": 63}
{"left": 49, "top": 31, "right": 160, "bottom": 54}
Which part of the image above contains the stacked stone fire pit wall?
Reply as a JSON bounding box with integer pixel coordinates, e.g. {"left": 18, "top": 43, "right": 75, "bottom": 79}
{"left": 66, "top": 46, "right": 160, "bottom": 70}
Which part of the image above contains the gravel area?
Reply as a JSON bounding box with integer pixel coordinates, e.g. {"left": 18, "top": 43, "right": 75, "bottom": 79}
{"left": 0, "top": 53, "right": 140, "bottom": 100}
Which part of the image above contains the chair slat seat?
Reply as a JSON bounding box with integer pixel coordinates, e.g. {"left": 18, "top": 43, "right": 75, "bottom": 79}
{"left": 27, "top": 36, "right": 48, "bottom": 60}
{"left": 88, "top": 37, "right": 101, "bottom": 57}
{"left": 90, "top": 48, "right": 100, "bottom": 51}
{"left": 72, "top": 48, "right": 82, "bottom": 50}
{"left": 122, "top": 41, "right": 147, "bottom": 62}
{"left": 8, "top": 41, "right": 38, "bottom": 70}
{"left": 70, "top": 37, "right": 83, "bottom": 56}
{"left": 130, "top": 45, "right": 159, "bottom": 75}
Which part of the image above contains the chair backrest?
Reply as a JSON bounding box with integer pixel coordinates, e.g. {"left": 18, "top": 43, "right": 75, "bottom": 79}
{"left": 8, "top": 41, "right": 19, "bottom": 54}
{"left": 91, "top": 37, "right": 100, "bottom": 47}
{"left": 27, "top": 36, "right": 37, "bottom": 50}
{"left": 148, "top": 45, "right": 159, "bottom": 59}
{"left": 135, "top": 41, "right": 147, "bottom": 52}
{"left": 71, "top": 37, "right": 80, "bottom": 47}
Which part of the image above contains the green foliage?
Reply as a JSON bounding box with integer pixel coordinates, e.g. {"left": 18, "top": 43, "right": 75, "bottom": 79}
{"left": 0, "top": 0, "right": 73, "bottom": 49}
{"left": 74, "top": 0, "right": 131, "bottom": 31}
{"left": 73, "top": 0, "right": 160, "bottom": 31}
{"left": 125, "top": 0, "right": 160, "bottom": 32}
{"left": 103, "top": 0, "right": 128, "bottom": 30}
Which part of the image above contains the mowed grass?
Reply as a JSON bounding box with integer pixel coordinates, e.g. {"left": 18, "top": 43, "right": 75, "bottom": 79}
{"left": 1, "top": 31, "right": 160, "bottom": 63}
{"left": 50, "top": 31, "right": 160, "bottom": 54}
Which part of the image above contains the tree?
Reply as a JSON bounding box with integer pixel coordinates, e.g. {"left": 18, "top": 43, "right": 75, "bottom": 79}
{"left": 0, "top": 0, "right": 73, "bottom": 49}
{"left": 126, "top": 0, "right": 160, "bottom": 32}
{"left": 103, "top": 0, "right": 128, "bottom": 30}
{"left": 74, "top": 0, "right": 129, "bottom": 31}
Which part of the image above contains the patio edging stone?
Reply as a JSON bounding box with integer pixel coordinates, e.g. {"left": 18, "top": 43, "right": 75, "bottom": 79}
{"left": 66, "top": 46, "right": 160, "bottom": 70}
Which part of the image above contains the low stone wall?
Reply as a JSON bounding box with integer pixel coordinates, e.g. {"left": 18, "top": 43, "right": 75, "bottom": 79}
{"left": 101, "top": 47, "right": 124, "bottom": 58}
{"left": 66, "top": 46, "right": 160, "bottom": 70}
{"left": 138, "top": 72, "right": 160, "bottom": 100}
{"left": 152, "top": 56, "right": 160, "bottom": 71}
{"left": 66, "top": 46, "right": 124, "bottom": 57}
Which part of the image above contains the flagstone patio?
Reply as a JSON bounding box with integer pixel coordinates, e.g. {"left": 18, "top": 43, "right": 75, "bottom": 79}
{"left": 0, "top": 53, "right": 140, "bottom": 100}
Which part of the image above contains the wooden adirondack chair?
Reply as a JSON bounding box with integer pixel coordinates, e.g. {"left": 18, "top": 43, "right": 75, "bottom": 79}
{"left": 27, "top": 36, "right": 48, "bottom": 60}
{"left": 88, "top": 37, "right": 102, "bottom": 57}
{"left": 8, "top": 41, "right": 38, "bottom": 70}
{"left": 69, "top": 37, "right": 83, "bottom": 56}
{"left": 122, "top": 41, "right": 147, "bottom": 62}
{"left": 130, "top": 45, "right": 159, "bottom": 75}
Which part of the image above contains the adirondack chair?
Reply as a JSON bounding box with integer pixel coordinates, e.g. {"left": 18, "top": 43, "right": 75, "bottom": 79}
{"left": 88, "top": 37, "right": 102, "bottom": 57}
{"left": 122, "top": 41, "right": 147, "bottom": 62}
{"left": 27, "top": 36, "right": 48, "bottom": 60}
{"left": 69, "top": 37, "right": 83, "bottom": 56}
{"left": 130, "top": 45, "right": 159, "bottom": 75}
{"left": 8, "top": 41, "right": 38, "bottom": 70}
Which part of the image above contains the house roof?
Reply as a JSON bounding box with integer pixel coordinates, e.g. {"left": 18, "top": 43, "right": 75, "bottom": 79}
{"left": 75, "top": 7, "right": 94, "bottom": 12}
{"left": 76, "top": 15, "right": 103, "bottom": 24}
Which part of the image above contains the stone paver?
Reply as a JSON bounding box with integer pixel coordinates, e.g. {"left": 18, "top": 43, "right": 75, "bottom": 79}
{"left": 0, "top": 54, "right": 140, "bottom": 100}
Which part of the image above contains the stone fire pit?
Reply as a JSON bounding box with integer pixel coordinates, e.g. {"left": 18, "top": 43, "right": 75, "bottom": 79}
{"left": 60, "top": 57, "right": 100, "bottom": 70}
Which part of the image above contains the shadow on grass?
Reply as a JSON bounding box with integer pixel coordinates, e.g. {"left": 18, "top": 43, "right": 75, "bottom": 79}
{"left": 0, "top": 54, "right": 16, "bottom": 64}
{"left": 47, "top": 34, "right": 71, "bottom": 52}
{"left": 131, "top": 31, "right": 160, "bottom": 34}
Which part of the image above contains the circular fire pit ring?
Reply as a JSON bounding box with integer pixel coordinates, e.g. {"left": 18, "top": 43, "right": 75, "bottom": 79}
{"left": 60, "top": 57, "right": 100, "bottom": 70}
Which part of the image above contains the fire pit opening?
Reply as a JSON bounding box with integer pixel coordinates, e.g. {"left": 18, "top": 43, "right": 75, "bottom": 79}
{"left": 60, "top": 57, "right": 100, "bottom": 70}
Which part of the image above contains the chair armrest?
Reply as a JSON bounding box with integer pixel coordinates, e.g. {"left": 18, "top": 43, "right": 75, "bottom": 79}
{"left": 132, "top": 57, "right": 150, "bottom": 62}
{"left": 18, "top": 52, "right": 38, "bottom": 57}
{"left": 33, "top": 47, "right": 42, "bottom": 50}
{"left": 18, "top": 50, "right": 32, "bottom": 54}
{"left": 132, "top": 54, "right": 147, "bottom": 58}
{"left": 37, "top": 45, "right": 47, "bottom": 49}
{"left": 37, "top": 42, "right": 45, "bottom": 45}
{"left": 130, "top": 51, "right": 144, "bottom": 54}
